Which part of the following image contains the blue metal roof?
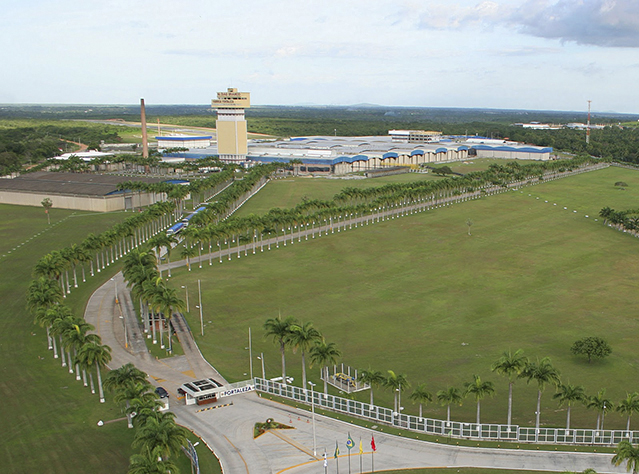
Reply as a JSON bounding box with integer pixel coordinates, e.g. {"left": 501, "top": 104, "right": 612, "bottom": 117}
{"left": 156, "top": 136, "right": 212, "bottom": 141}
{"left": 382, "top": 152, "right": 399, "bottom": 159}
{"left": 410, "top": 149, "right": 424, "bottom": 156}
{"left": 435, "top": 148, "right": 449, "bottom": 154}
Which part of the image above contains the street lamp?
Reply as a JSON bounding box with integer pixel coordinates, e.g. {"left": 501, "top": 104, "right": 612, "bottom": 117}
{"left": 119, "top": 315, "right": 128, "bottom": 348}
{"left": 197, "top": 279, "right": 203, "bottom": 336}
{"left": 181, "top": 285, "right": 189, "bottom": 313}
{"left": 110, "top": 277, "right": 118, "bottom": 305}
{"left": 248, "top": 327, "right": 253, "bottom": 379}
{"left": 257, "top": 353, "right": 265, "bottom": 379}
{"left": 308, "top": 381, "right": 317, "bottom": 456}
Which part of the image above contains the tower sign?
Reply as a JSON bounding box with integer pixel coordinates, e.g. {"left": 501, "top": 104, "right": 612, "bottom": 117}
{"left": 212, "top": 88, "right": 250, "bottom": 162}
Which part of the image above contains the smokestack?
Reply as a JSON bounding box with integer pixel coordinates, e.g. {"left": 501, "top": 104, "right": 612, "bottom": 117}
{"left": 140, "top": 98, "right": 149, "bottom": 159}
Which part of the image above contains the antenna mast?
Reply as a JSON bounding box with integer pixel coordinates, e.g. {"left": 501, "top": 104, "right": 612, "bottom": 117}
{"left": 586, "top": 100, "right": 591, "bottom": 145}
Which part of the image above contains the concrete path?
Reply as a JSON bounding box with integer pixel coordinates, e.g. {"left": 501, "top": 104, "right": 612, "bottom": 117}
{"left": 85, "top": 273, "right": 626, "bottom": 473}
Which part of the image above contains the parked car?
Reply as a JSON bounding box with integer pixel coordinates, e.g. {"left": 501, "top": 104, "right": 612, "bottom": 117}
{"left": 155, "top": 386, "right": 169, "bottom": 398}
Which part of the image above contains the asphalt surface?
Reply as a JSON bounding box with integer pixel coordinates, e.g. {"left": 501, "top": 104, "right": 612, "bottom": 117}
{"left": 85, "top": 271, "right": 626, "bottom": 474}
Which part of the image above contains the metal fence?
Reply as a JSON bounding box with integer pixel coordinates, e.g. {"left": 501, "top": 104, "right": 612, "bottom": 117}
{"left": 254, "top": 377, "right": 637, "bottom": 446}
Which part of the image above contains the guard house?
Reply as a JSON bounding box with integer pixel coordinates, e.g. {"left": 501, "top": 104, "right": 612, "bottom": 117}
{"left": 179, "top": 378, "right": 255, "bottom": 405}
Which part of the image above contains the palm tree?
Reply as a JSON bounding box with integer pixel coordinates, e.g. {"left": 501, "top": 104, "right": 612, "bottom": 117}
{"left": 437, "top": 387, "right": 463, "bottom": 424}
{"left": 263, "top": 314, "right": 297, "bottom": 384}
{"left": 464, "top": 374, "right": 495, "bottom": 425}
{"left": 410, "top": 384, "right": 433, "bottom": 418}
{"left": 104, "top": 363, "right": 150, "bottom": 428}
{"left": 76, "top": 341, "right": 112, "bottom": 403}
{"left": 384, "top": 370, "right": 409, "bottom": 414}
{"left": 491, "top": 349, "right": 527, "bottom": 426}
{"left": 128, "top": 392, "right": 164, "bottom": 428}
{"left": 64, "top": 319, "right": 100, "bottom": 384}
{"left": 132, "top": 411, "right": 188, "bottom": 461}
{"left": 617, "top": 393, "right": 639, "bottom": 431}
{"left": 27, "top": 277, "right": 64, "bottom": 350}
{"left": 586, "top": 389, "right": 614, "bottom": 431}
{"left": 128, "top": 447, "right": 179, "bottom": 474}
{"left": 152, "top": 284, "right": 185, "bottom": 353}
{"left": 553, "top": 383, "right": 586, "bottom": 430}
{"left": 613, "top": 440, "right": 639, "bottom": 474}
{"left": 358, "top": 369, "right": 385, "bottom": 406}
{"left": 309, "top": 341, "right": 341, "bottom": 394}
{"left": 288, "top": 321, "right": 322, "bottom": 389}
{"left": 520, "top": 357, "right": 561, "bottom": 432}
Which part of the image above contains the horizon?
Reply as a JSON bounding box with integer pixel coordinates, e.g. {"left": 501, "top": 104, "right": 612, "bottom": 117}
{"left": 3, "top": 1, "right": 639, "bottom": 114}
{"left": 1, "top": 102, "right": 636, "bottom": 118}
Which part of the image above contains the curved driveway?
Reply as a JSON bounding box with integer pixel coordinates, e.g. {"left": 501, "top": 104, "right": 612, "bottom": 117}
{"left": 85, "top": 272, "right": 624, "bottom": 474}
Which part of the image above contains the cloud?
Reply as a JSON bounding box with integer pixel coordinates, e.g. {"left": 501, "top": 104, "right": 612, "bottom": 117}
{"left": 511, "top": 0, "right": 639, "bottom": 47}
{"left": 417, "top": 1, "right": 506, "bottom": 30}
{"left": 416, "top": 0, "right": 639, "bottom": 48}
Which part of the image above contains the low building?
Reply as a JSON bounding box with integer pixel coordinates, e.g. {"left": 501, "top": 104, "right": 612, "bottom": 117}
{"left": 0, "top": 171, "right": 166, "bottom": 212}
{"left": 163, "top": 134, "right": 553, "bottom": 175}
{"left": 157, "top": 135, "right": 212, "bottom": 149}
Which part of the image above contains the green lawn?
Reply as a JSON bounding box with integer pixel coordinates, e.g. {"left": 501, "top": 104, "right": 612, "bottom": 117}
{"left": 0, "top": 204, "right": 136, "bottom": 473}
{"left": 174, "top": 165, "right": 639, "bottom": 433}
{"left": 0, "top": 204, "right": 219, "bottom": 473}
{"left": 236, "top": 159, "right": 543, "bottom": 217}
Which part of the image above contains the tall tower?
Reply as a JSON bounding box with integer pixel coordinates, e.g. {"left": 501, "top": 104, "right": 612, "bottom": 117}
{"left": 212, "top": 88, "right": 250, "bottom": 163}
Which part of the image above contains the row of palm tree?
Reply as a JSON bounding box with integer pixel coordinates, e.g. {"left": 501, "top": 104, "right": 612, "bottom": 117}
{"left": 164, "top": 157, "right": 604, "bottom": 275}
{"left": 27, "top": 278, "right": 112, "bottom": 401}
{"left": 356, "top": 350, "right": 639, "bottom": 431}
{"left": 32, "top": 200, "right": 176, "bottom": 298}
{"left": 262, "top": 314, "right": 342, "bottom": 393}
{"left": 104, "top": 363, "right": 189, "bottom": 473}
{"left": 122, "top": 249, "right": 186, "bottom": 352}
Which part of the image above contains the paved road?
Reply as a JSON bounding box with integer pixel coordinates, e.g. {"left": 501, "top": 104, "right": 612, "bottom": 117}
{"left": 86, "top": 272, "right": 625, "bottom": 473}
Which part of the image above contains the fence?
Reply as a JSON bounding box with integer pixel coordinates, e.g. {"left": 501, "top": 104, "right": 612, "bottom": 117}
{"left": 254, "top": 377, "right": 637, "bottom": 446}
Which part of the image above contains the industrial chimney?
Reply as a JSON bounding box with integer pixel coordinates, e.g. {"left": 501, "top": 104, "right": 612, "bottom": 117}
{"left": 140, "top": 98, "right": 149, "bottom": 159}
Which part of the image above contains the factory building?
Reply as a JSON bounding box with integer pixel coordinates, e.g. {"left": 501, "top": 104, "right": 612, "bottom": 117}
{"left": 156, "top": 136, "right": 212, "bottom": 149}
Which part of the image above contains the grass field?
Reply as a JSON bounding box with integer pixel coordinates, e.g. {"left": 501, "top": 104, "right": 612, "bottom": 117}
{"left": 236, "top": 159, "right": 539, "bottom": 217}
{"left": 0, "top": 204, "right": 136, "bottom": 473}
{"left": 174, "top": 165, "right": 639, "bottom": 433}
{"left": 0, "top": 204, "right": 220, "bottom": 473}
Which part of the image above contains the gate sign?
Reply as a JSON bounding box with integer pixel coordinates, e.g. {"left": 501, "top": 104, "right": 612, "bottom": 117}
{"left": 218, "top": 384, "right": 255, "bottom": 398}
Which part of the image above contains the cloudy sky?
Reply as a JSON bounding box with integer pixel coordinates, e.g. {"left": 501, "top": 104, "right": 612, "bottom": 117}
{"left": 2, "top": 0, "right": 639, "bottom": 113}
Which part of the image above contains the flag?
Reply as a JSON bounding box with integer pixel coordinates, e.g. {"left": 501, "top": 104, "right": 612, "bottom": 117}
{"left": 371, "top": 435, "right": 377, "bottom": 452}
{"left": 334, "top": 441, "right": 339, "bottom": 458}
{"left": 359, "top": 439, "right": 363, "bottom": 455}
{"left": 346, "top": 433, "right": 354, "bottom": 450}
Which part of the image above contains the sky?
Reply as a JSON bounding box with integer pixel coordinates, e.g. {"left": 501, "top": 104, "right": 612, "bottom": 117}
{"left": 2, "top": 0, "right": 639, "bottom": 113}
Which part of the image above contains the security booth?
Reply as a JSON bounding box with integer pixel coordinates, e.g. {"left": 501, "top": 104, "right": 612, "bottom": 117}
{"left": 180, "top": 378, "right": 255, "bottom": 406}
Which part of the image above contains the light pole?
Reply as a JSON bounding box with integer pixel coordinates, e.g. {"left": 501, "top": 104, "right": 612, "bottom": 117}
{"left": 248, "top": 327, "right": 253, "bottom": 379}
{"left": 308, "top": 381, "right": 317, "bottom": 456}
{"left": 119, "top": 315, "right": 128, "bottom": 348}
{"left": 181, "top": 285, "right": 189, "bottom": 313}
{"left": 257, "top": 353, "right": 265, "bottom": 379}
{"left": 197, "top": 279, "right": 203, "bottom": 336}
{"left": 602, "top": 403, "right": 607, "bottom": 431}
{"left": 111, "top": 277, "right": 118, "bottom": 305}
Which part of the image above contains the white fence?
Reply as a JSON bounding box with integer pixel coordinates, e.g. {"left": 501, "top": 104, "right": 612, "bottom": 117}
{"left": 254, "top": 377, "right": 637, "bottom": 446}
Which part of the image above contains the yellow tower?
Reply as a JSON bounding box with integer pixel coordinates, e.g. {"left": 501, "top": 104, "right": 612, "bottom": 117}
{"left": 212, "top": 88, "right": 250, "bottom": 162}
